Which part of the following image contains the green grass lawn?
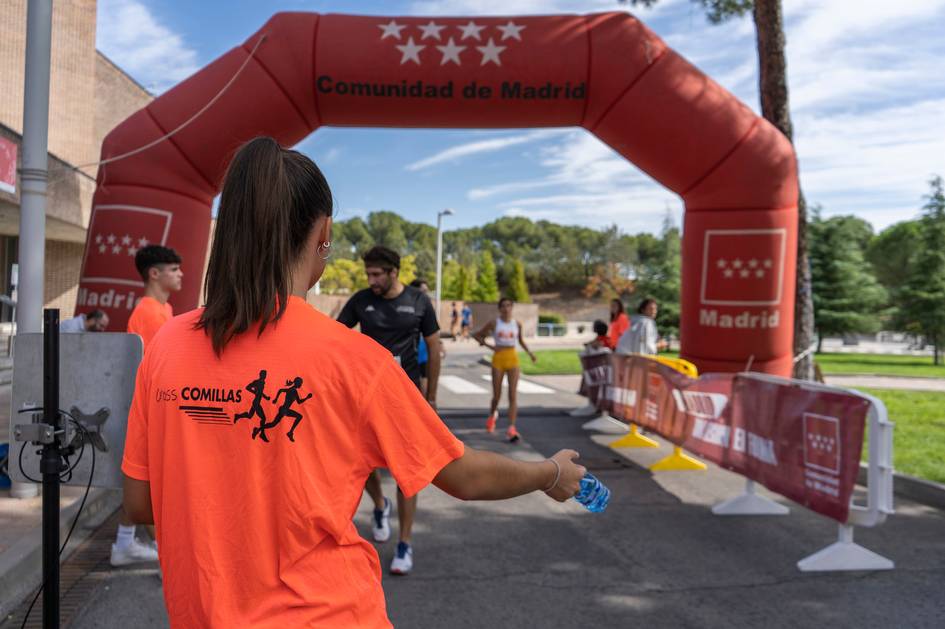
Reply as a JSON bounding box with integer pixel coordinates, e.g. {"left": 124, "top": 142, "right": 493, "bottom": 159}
{"left": 519, "top": 349, "right": 681, "bottom": 375}
{"left": 522, "top": 349, "right": 945, "bottom": 379}
{"left": 861, "top": 388, "right": 945, "bottom": 484}
{"left": 816, "top": 353, "right": 945, "bottom": 378}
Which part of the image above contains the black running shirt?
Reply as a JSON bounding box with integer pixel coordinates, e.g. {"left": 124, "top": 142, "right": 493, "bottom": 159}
{"left": 337, "top": 285, "right": 439, "bottom": 384}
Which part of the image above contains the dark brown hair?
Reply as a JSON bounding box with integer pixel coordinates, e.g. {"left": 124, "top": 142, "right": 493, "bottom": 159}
{"left": 362, "top": 245, "right": 400, "bottom": 270}
{"left": 197, "top": 137, "right": 333, "bottom": 355}
{"left": 134, "top": 245, "right": 181, "bottom": 282}
{"left": 637, "top": 298, "right": 657, "bottom": 314}
{"left": 610, "top": 298, "right": 625, "bottom": 322}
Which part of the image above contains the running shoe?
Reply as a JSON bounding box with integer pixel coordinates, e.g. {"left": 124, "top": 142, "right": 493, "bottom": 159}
{"left": 390, "top": 541, "right": 413, "bottom": 575}
{"left": 507, "top": 425, "right": 520, "bottom": 443}
{"left": 373, "top": 497, "right": 391, "bottom": 543}
{"left": 485, "top": 413, "right": 497, "bottom": 433}
{"left": 110, "top": 537, "right": 159, "bottom": 567}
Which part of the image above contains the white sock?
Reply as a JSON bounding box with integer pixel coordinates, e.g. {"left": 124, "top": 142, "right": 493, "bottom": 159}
{"left": 115, "top": 524, "right": 136, "bottom": 549}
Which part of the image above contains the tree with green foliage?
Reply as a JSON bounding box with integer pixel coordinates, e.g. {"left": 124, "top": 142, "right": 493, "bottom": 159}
{"left": 623, "top": 0, "right": 815, "bottom": 379}
{"left": 319, "top": 258, "right": 367, "bottom": 294}
{"left": 867, "top": 220, "right": 922, "bottom": 299}
{"left": 633, "top": 215, "right": 681, "bottom": 338}
{"left": 506, "top": 258, "right": 531, "bottom": 303}
{"left": 446, "top": 263, "right": 475, "bottom": 301}
{"left": 809, "top": 212, "right": 888, "bottom": 351}
{"left": 399, "top": 254, "right": 417, "bottom": 285}
{"left": 899, "top": 176, "right": 945, "bottom": 364}
{"left": 367, "top": 211, "right": 408, "bottom": 253}
{"left": 473, "top": 250, "right": 500, "bottom": 302}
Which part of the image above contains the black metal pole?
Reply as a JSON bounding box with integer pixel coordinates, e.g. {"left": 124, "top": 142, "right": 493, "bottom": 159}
{"left": 41, "top": 308, "right": 60, "bottom": 628}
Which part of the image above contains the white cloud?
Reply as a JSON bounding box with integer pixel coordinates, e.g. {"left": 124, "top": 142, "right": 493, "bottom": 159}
{"left": 96, "top": 0, "right": 200, "bottom": 94}
{"left": 461, "top": 130, "right": 680, "bottom": 229}
{"left": 409, "top": 0, "right": 672, "bottom": 16}
{"left": 404, "top": 130, "right": 564, "bottom": 171}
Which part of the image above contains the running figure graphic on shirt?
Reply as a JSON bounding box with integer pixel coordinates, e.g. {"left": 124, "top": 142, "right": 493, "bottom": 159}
{"left": 233, "top": 370, "right": 270, "bottom": 427}
{"left": 253, "top": 376, "right": 312, "bottom": 443}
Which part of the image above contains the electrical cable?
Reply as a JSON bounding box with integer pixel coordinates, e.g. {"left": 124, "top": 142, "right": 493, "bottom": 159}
{"left": 45, "top": 33, "right": 268, "bottom": 186}
{"left": 18, "top": 415, "right": 96, "bottom": 629}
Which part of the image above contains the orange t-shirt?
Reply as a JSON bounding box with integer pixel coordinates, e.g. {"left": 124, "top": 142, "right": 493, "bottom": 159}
{"left": 127, "top": 296, "right": 174, "bottom": 350}
{"left": 608, "top": 312, "right": 629, "bottom": 350}
{"left": 121, "top": 296, "right": 464, "bottom": 628}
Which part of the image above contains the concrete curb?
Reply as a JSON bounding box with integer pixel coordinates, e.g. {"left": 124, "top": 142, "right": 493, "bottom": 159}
{"left": 0, "top": 488, "right": 122, "bottom": 618}
{"left": 857, "top": 463, "right": 945, "bottom": 512}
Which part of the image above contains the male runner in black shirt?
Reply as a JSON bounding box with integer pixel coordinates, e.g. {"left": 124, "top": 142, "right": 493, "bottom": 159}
{"left": 337, "top": 245, "right": 442, "bottom": 575}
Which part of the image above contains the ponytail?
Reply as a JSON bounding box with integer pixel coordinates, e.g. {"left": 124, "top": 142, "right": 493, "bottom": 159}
{"left": 197, "top": 137, "right": 333, "bottom": 355}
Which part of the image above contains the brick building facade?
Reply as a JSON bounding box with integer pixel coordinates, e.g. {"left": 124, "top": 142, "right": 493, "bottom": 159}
{"left": 0, "top": 0, "right": 153, "bottom": 319}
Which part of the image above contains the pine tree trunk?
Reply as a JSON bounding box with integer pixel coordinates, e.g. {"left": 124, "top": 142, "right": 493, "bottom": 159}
{"left": 753, "top": 0, "right": 815, "bottom": 380}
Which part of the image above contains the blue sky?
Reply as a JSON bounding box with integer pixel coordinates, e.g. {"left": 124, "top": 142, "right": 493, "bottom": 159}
{"left": 96, "top": 0, "right": 945, "bottom": 234}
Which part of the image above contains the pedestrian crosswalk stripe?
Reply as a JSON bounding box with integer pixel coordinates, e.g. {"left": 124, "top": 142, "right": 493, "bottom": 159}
{"left": 479, "top": 375, "right": 555, "bottom": 394}
{"left": 439, "top": 375, "right": 489, "bottom": 394}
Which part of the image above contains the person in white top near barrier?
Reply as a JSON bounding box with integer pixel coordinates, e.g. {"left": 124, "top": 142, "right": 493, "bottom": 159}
{"left": 474, "top": 297, "right": 537, "bottom": 443}
{"left": 616, "top": 298, "right": 667, "bottom": 355}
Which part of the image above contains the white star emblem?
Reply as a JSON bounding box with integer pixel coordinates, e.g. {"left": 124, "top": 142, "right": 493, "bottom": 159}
{"left": 121, "top": 234, "right": 131, "bottom": 246}
{"left": 436, "top": 38, "right": 465, "bottom": 65}
{"left": 755, "top": 269, "right": 765, "bottom": 278}
{"left": 716, "top": 259, "right": 727, "bottom": 269}
{"left": 378, "top": 20, "right": 406, "bottom": 40}
{"left": 732, "top": 258, "right": 743, "bottom": 269}
{"left": 107, "top": 233, "right": 116, "bottom": 244}
{"left": 98, "top": 244, "right": 106, "bottom": 254}
{"left": 748, "top": 258, "right": 758, "bottom": 268}
{"left": 112, "top": 244, "right": 123, "bottom": 255}
{"left": 723, "top": 269, "right": 734, "bottom": 278}
{"left": 127, "top": 246, "right": 138, "bottom": 256}
{"left": 137, "top": 237, "right": 149, "bottom": 248}
{"left": 763, "top": 259, "right": 773, "bottom": 269}
{"left": 95, "top": 234, "right": 103, "bottom": 244}
{"left": 497, "top": 21, "right": 525, "bottom": 41}
{"left": 418, "top": 21, "right": 445, "bottom": 40}
{"left": 396, "top": 37, "right": 424, "bottom": 65}
{"left": 477, "top": 38, "right": 505, "bottom": 66}
{"left": 739, "top": 269, "right": 750, "bottom": 278}
{"left": 458, "top": 21, "right": 485, "bottom": 41}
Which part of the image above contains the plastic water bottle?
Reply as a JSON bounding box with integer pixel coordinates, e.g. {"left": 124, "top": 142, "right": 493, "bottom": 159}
{"left": 574, "top": 473, "right": 610, "bottom": 513}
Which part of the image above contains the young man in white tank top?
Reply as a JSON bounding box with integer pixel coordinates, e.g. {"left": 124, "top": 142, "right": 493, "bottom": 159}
{"left": 473, "top": 298, "right": 537, "bottom": 442}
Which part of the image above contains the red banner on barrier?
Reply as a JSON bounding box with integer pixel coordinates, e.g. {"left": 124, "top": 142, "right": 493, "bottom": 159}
{"left": 684, "top": 375, "right": 869, "bottom": 522}
{"left": 578, "top": 351, "right": 612, "bottom": 408}
{"left": 606, "top": 355, "right": 694, "bottom": 445}
{"left": 580, "top": 354, "right": 871, "bottom": 523}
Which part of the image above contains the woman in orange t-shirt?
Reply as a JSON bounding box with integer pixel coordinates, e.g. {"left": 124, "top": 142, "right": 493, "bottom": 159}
{"left": 607, "top": 299, "right": 629, "bottom": 350}
{"left": 121, "top": 137, "right": 586, "bottom": 628}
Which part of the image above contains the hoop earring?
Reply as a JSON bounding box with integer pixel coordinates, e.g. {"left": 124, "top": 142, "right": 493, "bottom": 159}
{"left": 317, "top": 241, "right": 332, "bottom": 260}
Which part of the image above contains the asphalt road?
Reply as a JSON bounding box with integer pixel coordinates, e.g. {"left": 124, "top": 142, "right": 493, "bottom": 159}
{"left": 49, "top": 362, "right": 945, "bottom": 628}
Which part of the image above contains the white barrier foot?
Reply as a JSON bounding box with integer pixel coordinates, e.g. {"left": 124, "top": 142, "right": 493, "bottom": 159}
{"left": 581, "top": 414, "right": 629, "bottom": 434}
{"left": 712, "top": 480, "right": 789, "bottom": 516}
{"left": 569, "top": 403, "right": 599, "bottom": 418}
{"left": 797, "top": 524, "right": 894, "bottom": 572}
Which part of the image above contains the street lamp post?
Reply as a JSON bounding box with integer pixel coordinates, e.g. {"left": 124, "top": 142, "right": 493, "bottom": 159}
{"left": 435, "top": 208, "right": 453, "bottom": 317}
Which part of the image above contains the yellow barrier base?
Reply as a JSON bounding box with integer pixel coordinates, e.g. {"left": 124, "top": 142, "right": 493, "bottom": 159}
{"left": 650, "top": 447, "right": 707, "bottom": 472}
{"left": 609, "top": 424, "right": 659, "bottom": 449}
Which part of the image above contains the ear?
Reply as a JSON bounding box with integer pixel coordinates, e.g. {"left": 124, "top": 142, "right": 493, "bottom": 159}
{"left": 319, "top": 216, "right": 332, "bottom": 245}
{"left": 148, "top": 266, "right": 160, "bottom": 282}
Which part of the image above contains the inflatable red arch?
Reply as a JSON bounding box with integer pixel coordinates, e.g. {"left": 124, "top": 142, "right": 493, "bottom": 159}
{"left": 78, "top": 11, "right": 798, "bottom": 375}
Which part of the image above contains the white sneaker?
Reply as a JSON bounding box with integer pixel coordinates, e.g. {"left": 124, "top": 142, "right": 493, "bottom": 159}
{"left": 389, "top": 542, "right": 413, "bottom": 575}
{"left": 372, "top": 497, "right": 391, "bottom": 543}
{"left": 110, "top": 537, "right": 159, "bottom": 567}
